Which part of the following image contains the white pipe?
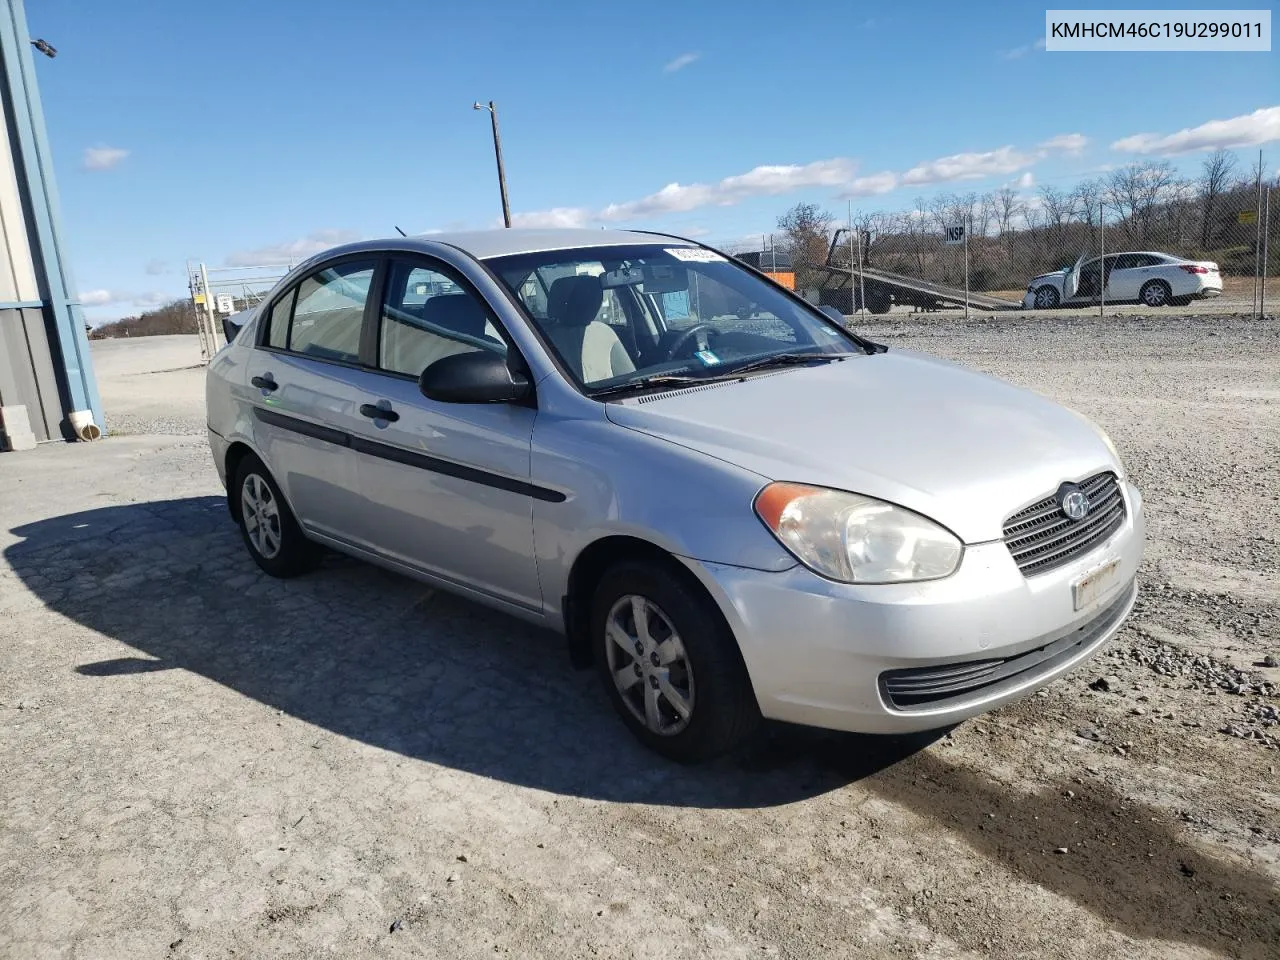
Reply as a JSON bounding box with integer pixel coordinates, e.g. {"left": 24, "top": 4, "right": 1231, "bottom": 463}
{"left": 68, "top": 409, "right": 102, "bottom": 441}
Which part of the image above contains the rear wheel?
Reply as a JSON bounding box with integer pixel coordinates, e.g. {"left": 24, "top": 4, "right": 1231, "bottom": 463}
{"left": 1140, "top": 279, "right": 1172, "bottom": 308}
{"left": 233, "top": 453, "right": 319, "bottom": 578}
{"left": 1033, "top": 286, "right": 1060, "bottom": 309}
{"left": 592, "top": 561, "right": 759, "bottom": 762}
{"left": 865, "top": 289, "right": 892, "bottom": 315}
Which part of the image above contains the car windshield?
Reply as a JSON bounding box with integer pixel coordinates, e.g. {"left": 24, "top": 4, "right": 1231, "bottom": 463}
{"left": 487, "top": 243, "right": 858, "bottom": 394}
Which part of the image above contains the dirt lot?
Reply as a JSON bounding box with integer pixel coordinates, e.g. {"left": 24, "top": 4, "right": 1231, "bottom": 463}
{"left": 2, "top": 317, "right": 1277, "bottom": 960}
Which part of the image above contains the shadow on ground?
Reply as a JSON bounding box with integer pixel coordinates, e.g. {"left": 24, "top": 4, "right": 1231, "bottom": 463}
{"left": 8, "top": 497, "right": 1277, "bottom": 955}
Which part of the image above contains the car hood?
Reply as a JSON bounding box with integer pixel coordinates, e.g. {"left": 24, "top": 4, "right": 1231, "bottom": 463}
{"left": 604, "top": 352, "right": 1120, "bottom": 544}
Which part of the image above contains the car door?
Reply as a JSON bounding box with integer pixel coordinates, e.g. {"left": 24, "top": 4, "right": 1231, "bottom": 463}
{"left": 1068, "top": 255, "right": 1098, "bottom": 302}
{"left": 1107, "top": 254, "right": 1145, "bottom": 301}
{"left": 340, "top": 256, "right": 543, "bottom": 610}
{"left": 243, "top": 257, "right": 379, "bottom": 544}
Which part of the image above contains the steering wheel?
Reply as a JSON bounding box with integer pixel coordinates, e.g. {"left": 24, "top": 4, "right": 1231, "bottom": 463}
{"left": 663, "top": 323, "right": 720, "bottom": 361}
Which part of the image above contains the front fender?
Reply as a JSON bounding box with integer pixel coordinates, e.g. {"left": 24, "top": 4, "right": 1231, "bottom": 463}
{"left": 531, "top": 409, "right": 795, "bottom": 623}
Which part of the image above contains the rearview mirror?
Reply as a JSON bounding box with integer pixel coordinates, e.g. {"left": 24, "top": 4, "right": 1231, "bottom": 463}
{"left": 419, "top": 351, "right": 530, "bottom": 404}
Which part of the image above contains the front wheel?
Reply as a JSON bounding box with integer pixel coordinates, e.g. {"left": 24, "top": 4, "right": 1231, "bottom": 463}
{"left": 1140, "top": 280, "right": 1172, "bottom": 308}
{"left": 1033, "top": 285, "right": 1060, "bottom": 309}
{"left": 592, "top": 562, "right": 760, "bottom": 762}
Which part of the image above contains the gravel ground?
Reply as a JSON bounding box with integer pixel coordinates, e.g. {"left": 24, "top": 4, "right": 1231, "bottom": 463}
{"left": 1, "top": 319, "right": 1277, "bottom": 960}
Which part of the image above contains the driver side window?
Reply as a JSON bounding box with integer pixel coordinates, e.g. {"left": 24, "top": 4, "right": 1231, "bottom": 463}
{"left": 379, "top": 260, "right": 507, "bottom": 378}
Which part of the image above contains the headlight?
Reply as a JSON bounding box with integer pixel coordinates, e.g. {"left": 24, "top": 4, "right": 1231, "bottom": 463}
{"left": 754, "top": 483, "right": 963, "bottom": 584}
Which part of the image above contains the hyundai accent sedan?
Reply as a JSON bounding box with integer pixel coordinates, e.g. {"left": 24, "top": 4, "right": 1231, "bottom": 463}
{"left": 206, "top": 228, "right": 1144, "bottom": 762}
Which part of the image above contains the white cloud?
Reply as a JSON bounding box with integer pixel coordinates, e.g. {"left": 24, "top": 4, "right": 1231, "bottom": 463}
{"left": 1014, "top": 171, "right": 1035, "bottom": 189}
{"left": 513, "top": 131, "right": 1093, "bottom": 228}
{"left": 1111, "top": 105, "right": 1280, "bottom": 156}
{"left": 224, "top": 228, "right": 360, "bottom": 267}
{"left": 597, "top": 158, "right": 856, "bottom": 221}
{"left": 509, "top": 207, "right": 591, "bottom": 229}
{"left": 902, "top": 146, "right": 1034, "bottom": 186}
{"left": 663, "top": 52, "right": 700, "bottom": 73}
{"left": 1001, "top": 36, "right": 1046, "bottom": 59}
{"left": 837, "top": 172, "right": 899, "bottom": 198}
{"left": 1039, "top": 133, "right": 1088, "bottom": 155}
{"left": 79, "top": 288, "right": 169, "bottom": 308}
{"left": 82, "top": 146, "right": 129, "bottom": 170}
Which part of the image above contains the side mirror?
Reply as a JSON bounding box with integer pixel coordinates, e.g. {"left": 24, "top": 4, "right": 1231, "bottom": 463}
{"left": 221, "top": 310, "right": 249, "bottom": 343}
{"left": 819, "top": 304, "right": 846, "bottom": 324}
{"left": 419, "top": 350, "right": 530, "bottom": 404}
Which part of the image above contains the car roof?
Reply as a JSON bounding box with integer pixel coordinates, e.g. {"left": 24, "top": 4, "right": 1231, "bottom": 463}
{"left": 299, "top": 228, "right": 691, "bottom": 269}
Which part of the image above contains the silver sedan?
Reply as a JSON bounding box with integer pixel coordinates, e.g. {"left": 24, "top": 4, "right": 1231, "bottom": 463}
{"left": 206, "top": 228, "right": 1144, "bottom": 761}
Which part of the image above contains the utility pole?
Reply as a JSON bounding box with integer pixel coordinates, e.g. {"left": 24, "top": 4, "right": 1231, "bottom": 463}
{"left": 1254, "top": 149, "right": 1264, "bottom": 319}
{"left": 1263, "top": 185, "right": 1271, "bottom": 320}
{"left": 473, "top": 101, "right": 511, "bottom": 228}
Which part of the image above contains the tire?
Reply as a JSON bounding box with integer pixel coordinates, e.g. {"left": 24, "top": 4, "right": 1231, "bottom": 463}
{"left": 232, "top": 452, "right": 319, "bottom": 578}
{"left": 1033, "top": 285, "right": 1060, "bottom": 309}
{"left": 866, "top": 291, "right": 892, "bottom": 315}
{"left": 1140, "top": 279, "right": 1172, "bottom": 308}
{"left": 591, "top": 561, "right": 760, "bottom": 762}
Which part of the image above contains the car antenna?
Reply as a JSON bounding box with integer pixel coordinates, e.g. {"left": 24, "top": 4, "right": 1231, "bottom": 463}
{"left": 394, "top": 225, "right": 407, "bottom": 237}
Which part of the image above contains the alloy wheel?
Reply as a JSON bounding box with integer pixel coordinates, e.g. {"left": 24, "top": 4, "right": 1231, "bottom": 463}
{"left": 1142, "top": 282, "right": 1168, "bottom": 307}
{"left": 1034, "top": 287, "right": 1059, "bottom": 309}
{"left": 604, "top": 594, "right": 695, "bottom": 736}
{"left": 241, "top": 473, "right": 282, "bottom": 559}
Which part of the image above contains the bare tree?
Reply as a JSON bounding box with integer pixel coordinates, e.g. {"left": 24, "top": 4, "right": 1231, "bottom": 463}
{"left": 904, "top": 198, "right": 931, "bottom": 275}
{"left": 1038, "top": 184, "right": 1077, "bottom": 261}
{"left": 1198, "top": 149, "right": 1238, "bottom": 248}
{"left": 973, "top": 192, "right": 996, "bottom": 238}
{"left": 994, "top": 187, "right": 1023, "bottom": 238}
{"left": 1106, "top": 161, "right": 1178, "bottom": 245}
{"left": 853, "top": 210, "right": 895, "bottom": 266}
{"left": 776, "top": 202, "right": 835, "bottom": 286}
{"left": 1071, "top": 178, "right": 1103, "bottom": 230}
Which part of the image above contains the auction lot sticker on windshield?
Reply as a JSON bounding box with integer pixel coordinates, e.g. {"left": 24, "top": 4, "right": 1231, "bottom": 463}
{"left": 1072, "top": 557, "right": 1121, "bottom": 611}
{"left": 666, "top": 248, "right": 726, "bottom": 263}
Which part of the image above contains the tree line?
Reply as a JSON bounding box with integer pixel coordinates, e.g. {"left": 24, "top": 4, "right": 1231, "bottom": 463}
{"left": 775, "top": 150, "right": 1276, "bottom": 294}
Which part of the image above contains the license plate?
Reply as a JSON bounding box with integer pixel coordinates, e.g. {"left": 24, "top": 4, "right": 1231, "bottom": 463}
{"left": 1072, "top": 558, "right": 1121, "bottom": 611}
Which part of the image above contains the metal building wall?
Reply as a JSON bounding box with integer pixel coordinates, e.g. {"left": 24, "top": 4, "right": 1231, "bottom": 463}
{"left": 0, "top": 0, "right": 103, "bottom": 448}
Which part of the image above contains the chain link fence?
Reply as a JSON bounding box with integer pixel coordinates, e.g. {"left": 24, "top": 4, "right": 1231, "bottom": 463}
{"left": 712, "top": 165, "right": 1277, "bottom": 317}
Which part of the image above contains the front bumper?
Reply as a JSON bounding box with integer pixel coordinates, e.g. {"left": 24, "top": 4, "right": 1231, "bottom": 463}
{"left": 686, "top": 481, "right": 1145, "bottom": 734}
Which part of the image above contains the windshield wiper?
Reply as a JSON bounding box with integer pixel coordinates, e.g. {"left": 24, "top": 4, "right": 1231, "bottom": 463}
{"left": 719, "top": 351, "right": 853, "bottom": 376}
{"left": 589, "top": 373, "right": 732, "bottom": 399}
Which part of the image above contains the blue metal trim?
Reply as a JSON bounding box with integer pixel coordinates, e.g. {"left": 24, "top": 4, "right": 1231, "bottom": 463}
{"left": 0, "top": 0, "right": 103, "bottom": 428}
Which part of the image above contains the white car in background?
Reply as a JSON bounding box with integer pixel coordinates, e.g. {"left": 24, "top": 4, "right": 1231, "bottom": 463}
{"left": 1024, "top": 251, "right": 1222, "bottom": 309}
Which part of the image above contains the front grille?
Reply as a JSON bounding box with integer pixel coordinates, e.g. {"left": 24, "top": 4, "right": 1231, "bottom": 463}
{"left": 880, "top": 580, "right": 1135, "bottom": 710}
{"left": 1003, "top": 472, "right": 1126, "bottom": 576}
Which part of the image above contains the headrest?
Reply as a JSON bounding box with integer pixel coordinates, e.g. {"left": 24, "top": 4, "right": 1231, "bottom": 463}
{"left": 420, "top": 294, "right": 489, "bottom": 340}
{"left": 547, "top": 275, "right": 603, "bottom": 327}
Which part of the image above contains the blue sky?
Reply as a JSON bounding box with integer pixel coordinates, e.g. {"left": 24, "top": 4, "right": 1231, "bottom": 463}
{"left": 26, "top": 0, "right": 1279, "bottom": 322}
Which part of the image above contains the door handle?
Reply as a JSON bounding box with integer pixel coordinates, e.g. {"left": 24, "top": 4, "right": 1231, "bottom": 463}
{"left": 251, "top": 374, "right": 278, "bottom": 392}
{"left": 359, "top": 402, "right": 400, "bottom": 423}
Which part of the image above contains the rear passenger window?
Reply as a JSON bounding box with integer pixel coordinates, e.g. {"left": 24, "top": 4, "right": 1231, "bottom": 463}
{"left": 379, "top": 261, "right": 506, "bottom": 378}
{"left": 287, "top": 260, "right": 376, "bottom": 363}
{"left": 266, "top": 289, "right": 293, "bottom": 349}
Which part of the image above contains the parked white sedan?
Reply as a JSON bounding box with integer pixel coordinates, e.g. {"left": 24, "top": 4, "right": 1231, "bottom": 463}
{"left": 1024, "top": 251, "right": 1222, "bottom": 309}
